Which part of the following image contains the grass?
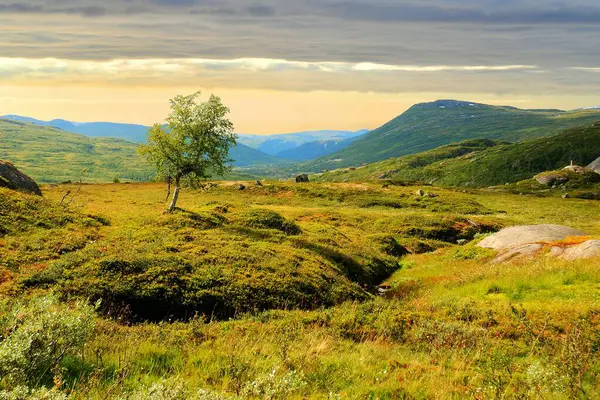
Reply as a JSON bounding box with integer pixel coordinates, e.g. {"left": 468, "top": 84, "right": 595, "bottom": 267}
{"left": 1, "top": 181, "right": 599, "bottom": 398}
{"left": 308, "top": 100, "right": 600, "bottom": 169}
{"left": 316, "top": 121, "right": 600, "bottom": 187}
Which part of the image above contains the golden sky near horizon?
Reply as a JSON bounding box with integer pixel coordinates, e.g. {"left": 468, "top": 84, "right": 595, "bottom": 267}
{"left": 1, "top": 1, "right": 599, "bottom": 134}
{"left": 2, "top": 83, "right": 600, "bottom": 134}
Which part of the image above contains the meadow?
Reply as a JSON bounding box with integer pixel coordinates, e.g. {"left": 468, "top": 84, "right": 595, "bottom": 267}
{"left": 1, "top": 181, "right": 599, "bottom": 399}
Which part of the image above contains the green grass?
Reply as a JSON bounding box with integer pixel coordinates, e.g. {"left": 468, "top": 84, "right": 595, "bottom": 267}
{"left": 0, "top": 119, "right": 155, "bottom": 183}
{"left": 1, "top": 181, "right": 599, "bottom": 398}
{"left": 308, "top": 100, "right": 600, "bottom": 170}
{"left": 317, "top": 121, "right": 600, "bottom": 188}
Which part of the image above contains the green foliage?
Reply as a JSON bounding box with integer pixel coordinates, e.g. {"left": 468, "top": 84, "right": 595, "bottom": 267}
{"left": 309, "top": 100, "right": 600, "bottom": 169}
{"left": 0, "top": 295, "right": 96, "bottom": 389}
{"left": 139, "top": 92, "right": 236, "bottom": 183}
{"left": 239, "top": 209, "right": 301, "bottom": 235}
{"left": 2, "top": 179, "right": 600, "bottom": 398}
{"left": 317, "top": 121, "right": 600, "bottom": 187}
{"left": 0, "top": 119, "right": 155, "bottom": 183}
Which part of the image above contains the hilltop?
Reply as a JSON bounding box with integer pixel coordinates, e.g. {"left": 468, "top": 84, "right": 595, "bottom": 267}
{"left": 3, "top": 115, "right": 368, "bottom": 162}
{"left": 0, "top": 119, "right": 286, "bottom": 183}
{"left": 316, "top": 121, "right": 600, "bottom": 187}
{"left": 308, "top": 100, "right": 600, "bottom": 169}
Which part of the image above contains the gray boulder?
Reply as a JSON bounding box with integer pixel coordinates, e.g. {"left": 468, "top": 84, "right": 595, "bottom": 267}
{"left": 535, "top": 172, "right": 569, "bottom": 186}
{"left": 588, "top": 156, "right": 600, "bottom": 174}
{"left": 561, "top": 240, "right": 600, "bottom": 261}
{"left": 478, "top": 225, "right": 586, "bottom": 250}
{"left": 0, "top": 160, "right": 42, "bottom": 196}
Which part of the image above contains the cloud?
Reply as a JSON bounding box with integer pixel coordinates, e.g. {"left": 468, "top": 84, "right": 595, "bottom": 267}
{"left": 0, "top": 0, "right": 598, "bottom": 98}
{"left": 3, "top": 56, "right": 597, "bottom": 98}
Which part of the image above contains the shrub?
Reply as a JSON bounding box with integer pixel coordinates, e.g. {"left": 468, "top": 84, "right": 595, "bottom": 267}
{"left": 0, "top": 386, "right": 70, "bottom": 400}
{"left": 239, "top": 209, "right": 301, "bottom": 235}
{"left": 243, "top": 368, "right": 307, "bottom": 400}
{"left": 119, "top": 378, "right": 227, "bottom": 400}
{"left": 0, "top": 295, "right": 96, "bottom": 389}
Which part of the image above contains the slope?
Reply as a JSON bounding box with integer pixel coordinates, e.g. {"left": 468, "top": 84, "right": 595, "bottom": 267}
{"left": 238, "top": 129, "right": 368, "bottom": 156}
{"left": 3, "top": 115, "right": 150, "bottom": 143}
{"left": 275, "top": 136, "right": 363, "bottom": 161}
{"left": 0, "top": 120, "right": 286, "bottom": 183}
{"left": 316, "top": 121, "right": 600, "bottom": 187}
{"left": 310, "top": 100, "right": 600, "bottom": 169}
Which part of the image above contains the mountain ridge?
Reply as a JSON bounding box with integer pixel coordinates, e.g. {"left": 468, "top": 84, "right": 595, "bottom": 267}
{"left": 316, "top": 121, "right": 600, "bottom": 187}
{"left": 307, "top": 99, "right": 600, "bottom": 170}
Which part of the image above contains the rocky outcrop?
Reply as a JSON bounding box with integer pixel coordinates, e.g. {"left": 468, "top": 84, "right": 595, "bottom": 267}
{"left": 478, "top": 225, "right": 585, "bottom": 250}
{"left": 560, "top": 240, "right": 600, "bottom": 260}
{"left": 0, "top": 160, "right": 42, "bottom": 196}
{"left": 535, "top": 172, "right": 570, "bottom": 186}
{"left": 295, "top": 174, "right": 309, "bottom": 183}
{"left": 589, "top": 156, "right": 600, "bottom": 173}
{"left": 477, "top": 225, "right": 600, "bottom": 263}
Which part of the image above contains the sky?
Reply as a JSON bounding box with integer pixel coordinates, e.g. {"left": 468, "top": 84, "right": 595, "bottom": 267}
{"left": 1, "top": 0, "right": 599, "bottom": 134}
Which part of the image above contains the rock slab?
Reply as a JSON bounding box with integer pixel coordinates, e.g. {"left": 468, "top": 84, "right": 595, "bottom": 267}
{"left": 0, "top": 160, "right": 42, "bottom": 196}
{"left": 478, "top": 225, "right": 586, "bottom": 250}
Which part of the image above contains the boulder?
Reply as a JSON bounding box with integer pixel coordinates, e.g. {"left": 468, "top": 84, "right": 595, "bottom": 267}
{"left": 236, "top": 184, "right": 246, "bottom": 191}
{"left": 415, "top": 189, "right": 425, "bottom": 196}
{"left": 478, "top": 225, "right": 586, "bottom": 250}
{"left": 563, "top": 164, "right": 589, "bottom": 174}
{"left": 588, "top": 156, "right": 600, "bottom": 174}
{"left": 491, "top": 243, "right": 544, "bottom": 264}
{"left": 0, "top": 160, "right": 42, "bottom": 196}
{"left": 561, "top": 240, "right": 600, "bottom": 261}
{"left": 535, "top": 172, "right": 569, "bottom": 186}
{"left": 295, "top": 174, "right": 309, "bottom": 183}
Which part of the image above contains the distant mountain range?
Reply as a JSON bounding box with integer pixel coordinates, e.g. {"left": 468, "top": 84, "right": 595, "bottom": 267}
{"left": 1, "top": 115, "right": 368, "bottom": 162}
{"left": 316, "top": 121, "right": 600, "bottom": 187}
{"left": 0, "top": 118, "right": 287, "bottom": 182}
{"left": 274, "top": 136, "right": 364, "bottom": 162}
{"left": 2, "top": 115, "right": 150, "bottom": 143}
{"left": 237, "top": 130, "right": 368, "bottom": 156}
{"left": 307, "top": 100, "right": 600, "bottom": 170}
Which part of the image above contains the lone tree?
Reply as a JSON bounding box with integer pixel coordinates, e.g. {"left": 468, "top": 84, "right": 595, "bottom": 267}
{"left": 140, "top": 92, "right": 236, "bottom": 212}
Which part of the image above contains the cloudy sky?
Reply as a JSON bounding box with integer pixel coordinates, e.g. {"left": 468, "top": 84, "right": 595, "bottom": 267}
{"left": 1, "top": 0, "right": 599, "bottom": 133}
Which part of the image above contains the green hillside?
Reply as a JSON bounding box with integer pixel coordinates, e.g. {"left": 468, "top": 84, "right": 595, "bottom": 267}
{"left": 316, "top": 121, "right": 600, "bottom": 187}
{"left": 0, "top": 119, "right": 154, "bottom": 183}
{"left": 0, "top": 119, "right": 286, "bottom": 183}
{"left": 309, "top": 100, "right": 600, "bottom": 169}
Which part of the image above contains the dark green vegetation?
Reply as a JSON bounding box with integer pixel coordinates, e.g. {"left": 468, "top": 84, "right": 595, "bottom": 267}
{"left": 310, "top": 100, "right": 600, "bottom": 170}
{"left": 0, "top": 119, "right": 286, "bottom": 183}
{"left": 317, "top": 122, "right": 600, "bottom": 187}
{"left": 1, "top": 181, "right": 600, "bottom": 398}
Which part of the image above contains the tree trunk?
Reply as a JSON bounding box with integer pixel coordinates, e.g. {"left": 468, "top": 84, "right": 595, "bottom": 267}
{"left": 165, "top": 176, "right": 172, "bottom": 201}
{"left": 168, "top": 176, "right": 181, "bottom": 212}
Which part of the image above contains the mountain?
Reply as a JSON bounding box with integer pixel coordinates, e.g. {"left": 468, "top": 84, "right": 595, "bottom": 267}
{"left": 275, "top": 136, "right": 363, "bottom": 161}
{"left": 308, "top": 100, "right": 600, "bottom": 169}
{"left": 316, "top": 121, "right": 600, "bottom": 187}
{"left": 0, "top": 119, "right": 286, "bottom": 183}
{"left": 228, "top": 144, "right": 288, "bottom": 167}
{"left": 2, "top": 115, "right": 150, "bottom": 143}
{"left": 589, "top": 156, "right": 600, "bottom": 173}
{"left": 237, "top": 130, "right": 368, "bottom": 156}
{"left": 3, "top": 115, "right": 365, "bottom": 162}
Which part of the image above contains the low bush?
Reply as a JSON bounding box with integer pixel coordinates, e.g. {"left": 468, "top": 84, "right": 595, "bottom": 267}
{"left": 238, "top": 209, "right": 301, "bottom": 235}
{"left": 0, "top": 295, "right": 96, "bottom": 391}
